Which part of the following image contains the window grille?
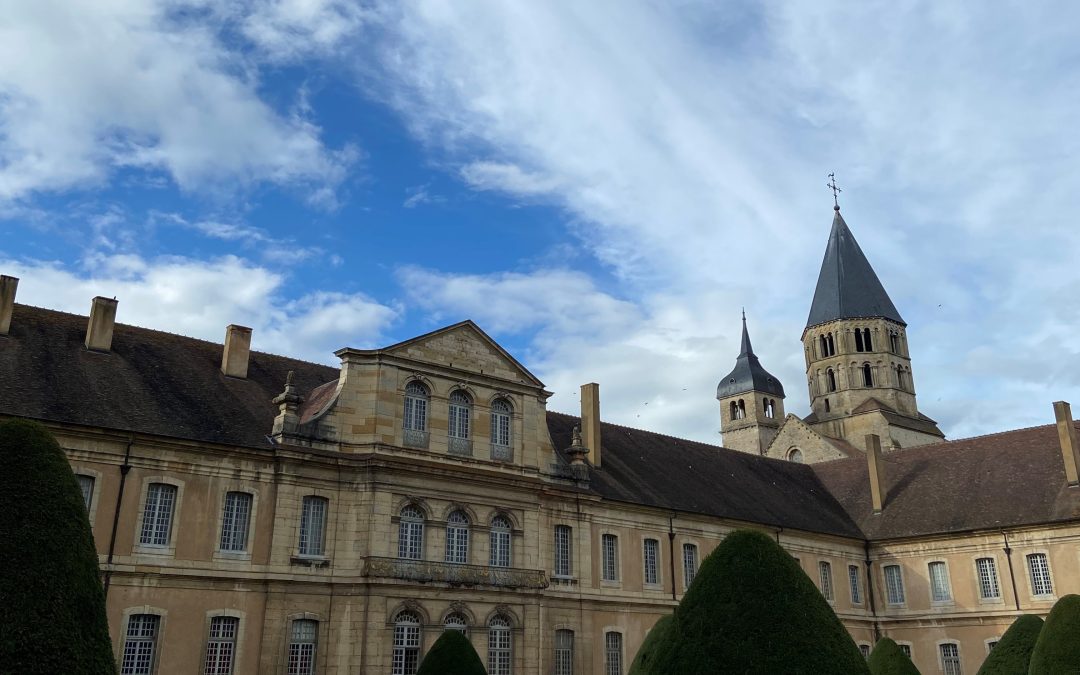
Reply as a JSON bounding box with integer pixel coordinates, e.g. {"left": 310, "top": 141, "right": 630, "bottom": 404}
{"left": 554, "top": 525, "right": 572, "bottom": 577}
{"left": 929, "top": 561, "right": 952, "bottom": 602}
{"left": 398, "top": 505, "right": 424, "bottom": 560}
{"left": 403, "top": 382, "right": 429, "bottom": 431}
{"left": 683, "top": 543, "right": 698, "bottom": 588}
{"left": 219, "top": 492, "right": 252, "bottom": 552}
{"left": 848, "top": 564, "right": 862, "bottom": 604}
{"left": 298, "top": 496, "right": 327, "bottom": 557}
{"left": 605, "top": 632, "right": 623, "bottom": 675}
{"left": 884, "top": 564, "right": 905, "bottom": 604}
{"left": 554, "top": 629, "right": 574, "bottom": 675}
{"left": 490, "top": 516, "right": 512, "bottom": 568}
{"left": 488, "top": 616, "right": 512, "bottom": 675}
{"left": 643, "top": 538, "right": 659, "bottom": 585}
{"left": 445, "top": 510, "right": 470, "bottom": 564}
{"left": 602, "top": 534, "right": 619, "bottom": 582}
{"left": 491, "top": 398, "right": 512, "bottom": 452}
{"left": 940, "top": 643, "right": 962, "bottom": 675}
{"left": 449, "top": 390, "right": 471, "bottom": 439}
{"left": 444, "top": 613, "right": 468, "bottom": 634}
{"left": 287, "top": 620, "right": 317, "bottom": 675}
{"left": 203, "top": 616, "right": 238, "bottom": 675}
{"left": 77, "top": 474, "right": 95, "bottom": 512}
{"left": 898, "top": 644, "right": 911, "bottom": 658}
{"left": 392, "top": 612, "right": 421, "bottom": 675}
{"left": 1027, "top": 553, "right": 1053, "bottom": 596}
{"left": 121, "top": 614, "right": 160, "bottom": 675}
{"left": 818, "top": 561, "right": 834, "bottom": 601}
{"left": 140, "top": 483, "right": 177, "bottom": 546}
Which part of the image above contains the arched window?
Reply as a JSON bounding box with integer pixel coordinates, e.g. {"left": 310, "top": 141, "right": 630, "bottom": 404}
{"left": 121, "top": 614, "right": 161, "bottom": 675}
{"left": 444, "top": 612, "right": 468, "bottom": 635}
{"left": 863, "top": 328, "right": 873, "bottom": 351}
{"left": 491, "top": 399, "right": 513, "bottom": 460}
{"left": 819, "top": 334, "right": 827, "bottom": 357}
{"left": 862, "top": 363, "right": 873, "bottom": 387}
{"left": 729, "top": 401, "right": 738, "bottom": 420}
{"left": 824, "top": 399, "right": 831, "bottom": 413}
{"left": 554, "top": 629, "right": 574, "bottom": 675}
{"left": 392, "top": 611, "right": 422, "bottom": 675}
{"left": 404, "top": 381, "right": 430, "bottom": 448}
{"left": 890, "top": 332, "right": 900, "bottom": 354}
{"left": 490, "top": 515, "right": 512, "bottom": 568}
{"left": 896, "top": 366, "right": 907, "bottom": 391}
{"left": 820, "top": 333, "right": 835, "bottom": 357}
{"left": 445, "top": 510, "right": 470, "bottom": 564}
{"left": 735, "top": 399, "right": 746, "bottom": 419}
{"left": 827, "top": 333, "right": 836, "bottom": 356}
{"left": 826, "top": 369, "right": 837, "bottom": 392}
{"left": 854, "top": 328, "right": 865, "bottom": 352}
{"left": 788, "top": 448, "right": 804, "bottom": 463}
{"left": 287, "top": 619, "right": 318, "bottom": 675}
{"left": 398, "top": 505, "right": 424, "bottom": 560}
{"left": 204, "top": 616, "right": 239, "bottom": 675}
{"left": 488, "top": 616, "right": 512, "bottom": 675}
{"left": 763, "top": 398, "right": 775, "bottom": 418}
{"left": 449, "top": 390, "right": 472, "bottom": 439}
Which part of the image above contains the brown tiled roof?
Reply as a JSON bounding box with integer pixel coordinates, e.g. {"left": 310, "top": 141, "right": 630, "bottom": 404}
{"left": 546, "top": 412, "right": 863, "bottom": 538}
{"left": 812, "top": 425, "right": 1080, "bottom": 539}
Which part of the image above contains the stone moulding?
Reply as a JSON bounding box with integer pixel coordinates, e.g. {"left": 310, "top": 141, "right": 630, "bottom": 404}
{"left": 365, "top": 557, "right": 548, "bottom": 589}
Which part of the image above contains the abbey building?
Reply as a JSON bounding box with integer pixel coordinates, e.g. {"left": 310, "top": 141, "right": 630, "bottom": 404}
{"left": 1, "top": 205, "right": 1079, "bottom": 675}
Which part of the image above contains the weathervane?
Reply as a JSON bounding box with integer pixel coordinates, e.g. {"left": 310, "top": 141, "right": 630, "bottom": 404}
{"left": 827, "top": 172, "right": 841, "bottom": 210}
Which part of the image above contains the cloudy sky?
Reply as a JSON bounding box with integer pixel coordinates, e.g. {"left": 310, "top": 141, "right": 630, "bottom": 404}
{"left": 2, "top": 0, "right": 1079, "bottom": 444}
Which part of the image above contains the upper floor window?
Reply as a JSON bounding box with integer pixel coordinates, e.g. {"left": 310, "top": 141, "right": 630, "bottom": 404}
{"left": 602, "top": 533, "right": 619, "bottom": 582}
{"left": 818, "top": 561, "right": 834, "bottom": 601}
{"left": 605, "top": 632, "right": 623, "bottom": 675}
{"left": 898, "top": 644, "right": 911, "bottom": 658}
{"left": 77, "top": 474, "right": 95, "bottom": 512}
{"left": 976, "top": 557, "right": 1001, "bottom": 599}
{"left": 819, "top": 333, "right": 836, "bottom": 357}
{"left": 896, "top": 365, "right": 907, "bottom": 390}
{"left": 203, "top": 616, "right": 238, "bottom": 675}
{"left": 1027, "top": 553, "right": 1053, "bottom": 596}
{"left": 554, "top": 629, "right": 574, "bottom": 675}
{"left": 731, "top": 399, "right": 746, "bottom": 420}
{"left": 298, "top": 496, "right": 328, "bottom": 557}
{"left": 288, "top": 619, "right": 318, "bottom": 675}
{"left": 219, "top": 491, "right": 253, "bottom": 553}
{"left": 398, "top": 505, "right": 424, "bottom": 560}
{"left": 491, "top": 398, "right": 513, "bottom": 461}
{"left": 140, "top": 483, "right": 177, "bottom": 547}
{"left": 890, "top": 332, "right": 900, "bottom": 354}
{"left": 403, "top": 381, "right": 429, "bottom": 432}
{"left": 929, "top": 561, "right": 952, "bottom": 602}
{"left": 862, "top": 363, "right": 874, "bottom": 387}
{"left": 643, "top": 538, "right": 659, "bottom": 585}
{"left": 121, "top": 614, "right": 161, "bottom": 675}
{"left": 884, "top": 564, "right": 905, "bottom": 605}
{"left": 445, "top": 510, "right": 470, "bottom": 564}
{"left": 940, "top": 643, "right": 961, "bottom": 675}
{"left": 763, "top": 398, "right": 775, "bottom": 418}
{"left": 848, "top": 564, "right": 862, "bottom": 604}
{"left": 855, "top": 327, "right": 873, "bottom": 352}
{"left": 488, "top": 616, "right": 512, "bottom": 675}
{"left": 449, "top": 390, "right": 472, "bottom": 439}
{"left": 683, "top": 543, "right": 699, "bottom": 588}
{"left": 826, "top": 369, "right": 837, "bottom": 393}
{"left": 490, "top": 515, "right": 512, "bottom": 568}
{"left": 444, "top": 612, "right": 468, "bottom": 634}
{"left": 554, "top": 525, "right": 573, "bottom": 577}
{"left": 392, "top": 611, "right": 421, "bottom": 675}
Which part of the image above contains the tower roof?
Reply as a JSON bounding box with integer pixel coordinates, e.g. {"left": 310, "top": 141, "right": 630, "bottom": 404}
{"left": 806, "top": 209, "right": 904, "bottom": 329}
{"left": 717, "top": 315, "right": 785, "bottom": 399}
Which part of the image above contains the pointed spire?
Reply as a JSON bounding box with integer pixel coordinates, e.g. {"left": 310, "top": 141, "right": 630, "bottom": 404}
{"left": 717, "top": 313, "right": 785, "bottom": 400}
{"left": 739, "top": 309, "right": 754, "bottom": 357}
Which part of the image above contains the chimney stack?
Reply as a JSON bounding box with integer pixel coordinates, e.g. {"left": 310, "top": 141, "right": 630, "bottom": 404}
{"left": 0, "top": 275, "right": 18, "bottom": 336}
{"left": 85, "top": 296, "right": 118, "bottom": 352}
{"left": 865, "top": 434, "right": 887, "bottom": 513}
{"left": 581, "top": 382, "right": 602, "bottom": 468}
{"left": 221, "top": 324, "right": 253, "bottom": 378}
{"left": 1052, "top": 401, "right": 1080, "bottom": 486}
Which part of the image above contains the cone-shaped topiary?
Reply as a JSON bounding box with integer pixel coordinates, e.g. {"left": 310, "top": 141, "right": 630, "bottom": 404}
{"left": 868, "top": 637, "right": 921, "bottom": 675}
{"left": 0, "top": 420, "right": 116, "bottom": 673}
{"left": 416, "top": 629, "right": 487, "bottom": 675}
{"left": 975, "top": 614, "right": 1043, "bottom": 675}
{"left": 644, "top": 529, "right": 870, "bottom": 674}
{"left": 1027, "top": 594, "right": 1080, "bottom": 674}
{"left": 628, "top": 614, "right": 673, "bottom": 675}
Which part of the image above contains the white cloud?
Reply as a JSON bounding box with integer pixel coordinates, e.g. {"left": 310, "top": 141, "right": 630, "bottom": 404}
{"left": 241, "top": 0, "right": 373, "bottom": 62}
{"left": 153, "top": 211, "right": 329, "bottom": 264}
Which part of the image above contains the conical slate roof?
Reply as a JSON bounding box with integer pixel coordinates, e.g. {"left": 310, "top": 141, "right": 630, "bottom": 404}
{"left": 806, "top": 209, "right": 904, "bottom": 329}
{"left": 717, "top": 316, "right": 785, "bottom": 399}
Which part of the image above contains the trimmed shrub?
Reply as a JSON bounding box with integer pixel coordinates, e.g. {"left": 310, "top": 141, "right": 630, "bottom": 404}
{"left": 628, "top": 614, "right": 673, "bottom": 675}
{"left": 643, "top": 529, "right": 870, "bottom": 675}
{"left": 868, "top": 637, "right": 921, "bottom": 675}
{"left": 0, "top": 420, "right": 115, "bottom": 673}
{"left": 416, "top": 629, "right": 487, "bottom": 675}
{"left": 1027, "top": 595, "right": 1080, "bottom": 674}
{"left": 975, "top": 614, "right": 1043, "bottom": 675}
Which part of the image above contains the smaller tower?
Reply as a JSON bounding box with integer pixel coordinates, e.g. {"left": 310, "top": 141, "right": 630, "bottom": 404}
{"left": 717, "top": 313, "right": 786, "bottom": 455}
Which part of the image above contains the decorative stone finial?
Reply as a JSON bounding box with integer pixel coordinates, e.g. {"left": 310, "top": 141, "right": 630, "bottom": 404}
{"left": 565, "top": 424, "right": 590, "bottom": 466}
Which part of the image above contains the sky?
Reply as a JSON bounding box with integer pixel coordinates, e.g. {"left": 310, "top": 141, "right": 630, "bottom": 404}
{"left": 2, "top": 0, "right": 1080, "bottom": 445}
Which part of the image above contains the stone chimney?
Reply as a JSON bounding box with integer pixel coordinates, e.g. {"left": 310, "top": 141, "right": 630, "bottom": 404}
{"left": 0, "top": 275, "right": 18, "bottom": 336}
{"left": 1052, "top": 401, "right": 1080, "bottom": 486}
{"left": 85, "top": 296, "right": 119, "bottom": 352}
{"left": 581, "top": 382, "right": 601, "bottom": 468}
{"left": 221, "top": 324, "right": 253, "bottom": 378}
{"left": 865, "top": 434, "right": 887, "bottom": 513}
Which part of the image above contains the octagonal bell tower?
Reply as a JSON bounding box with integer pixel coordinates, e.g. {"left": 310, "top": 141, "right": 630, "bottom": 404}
{"left": 717, "top": 313, "right": 786, "bottom": 455}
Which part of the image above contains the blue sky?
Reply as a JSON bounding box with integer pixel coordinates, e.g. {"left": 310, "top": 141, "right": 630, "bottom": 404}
{"left": 3, "top": 0, "right": 1080, "bottom": 444}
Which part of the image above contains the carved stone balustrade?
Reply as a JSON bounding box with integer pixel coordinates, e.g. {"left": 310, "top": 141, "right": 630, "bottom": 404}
{"left": 364, "top": 557, "right": 548, "bottom": 589}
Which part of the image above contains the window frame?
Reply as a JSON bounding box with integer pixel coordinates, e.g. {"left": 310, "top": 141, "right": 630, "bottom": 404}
{"left": 848, "top": 564, "right": 862, "bottom": 605}
{"left": 287, "top": 618, "right": 318, "bottom": 675}
{"left": 397, "top": 504, "right": 425, "bottom": 561}
{"left": 818, "top": 561, "right": 834, "bottom": 602}
{"left": 297, "top": 495, "right": 329, "bottom": 559}
{"left": 202, "top": 614, "right": 240, "bottom": 675}
{"left": 134, "top": 479, "right": 182, "bottom": 555}
{"left": 683, "top": 542, "right": 698, "bottom": 589}
{"left": 974, "top": 556, "right": 1002, "bottom": 601}
{"left": 445, "top": 510, "right": 470, "bottom": 565}
{"left": 601, "top": 532, "right": 620, "bottom": 583}
{"left": 1025, "top": 551, "right": 1054, "bottom": 599}
{"left": 938, "top": 641, "right": 962, "bottom": 675}
{"left": 554, "top": 628, "right": 574, "bottom": 675}
{"left": 391, "top": 610, "right": 422, "bottom": 675}
{"left": 448, "top": 390, "right": 472, "bottom": 440}
{"left": 883, "top": 563, "right": 906, "bottom": 606}
{"left": 487, "top": 615, "right": 513, "bottom": 675}
{"left": 217, "top": 491, "right": 254, "bottom": 556}
{"left": 553, "top": 524, "right": 573, "bottom": 578}
{"left": 490, "top": 515, "right": 512, "bottom": 568}
{"left": 604, "top": 631, "right": 623, "bottom": 675}
{"left": 642, "top": 537, "right": 660, "bottom": 587}
{"left": 119, "top": 610, "right": 165, "bottom": 675}
{"left": 73, "top": 466, "right": 103, "bottom": 528}
{"left": 490, "top": 397, "right": 513, "bottom": 458}
{"left": 928, "top": 560, "right": 953, "bottom": 604}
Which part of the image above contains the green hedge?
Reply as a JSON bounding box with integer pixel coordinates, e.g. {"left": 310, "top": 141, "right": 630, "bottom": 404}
{"left": 416, "top": 629, "right": 487, "bottom": 675}
{"left": 0, "top": 420, "right": 115, "bottom": 673}
{"left": 1027, "top": 595, "right": 1080, "bottom": 674}
{"left": 628, "top": 614, "right": 672, "bottom": 675}
{"left": 868, "top": 637, "right": 920, "bottom": 675}
{"left": 640, "top": 529, "right": 870, "bottom": 674}
{"left": 975, "top": 614, "right": 1042, "bottom": 675}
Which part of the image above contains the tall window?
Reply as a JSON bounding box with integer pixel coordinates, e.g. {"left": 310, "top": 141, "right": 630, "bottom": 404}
{"left": 77, "top": 474, "right": 95, "bottom": 512}
{"left": 855, "top": 328, "right": 866, "bottom": 352}
{"left": 404, "top": 381, "right": 429, "bottom": 431}
{"left": 554, "top": 525, "right": 572, "bottom": 577}
{"left": 298, "top": 496, "right": 327, "bottom": 557}
{"left": 1027, "top": 553, "right": 1053, "bottom": 596}
{"left": 219, "top": 491, "right": 252, "bottom": 552}
{"left": 862, "top": 363, "right": 874, "bottom": 387}
{"left": 449, "top": 390, "right": 472, "bottom": 439}
{"left": 820, "top": 333, "right": 836, "bottom": 357}
{"left": 940, "top": 643, "right": 962, "bottom": 675}
{"left": 826, "top": 369, "right": 837, "bottom": 392}
{"left": 398, "top": 505, "right": 424, "bottom": 560}
{"left": 818, "top": 561, "right": 834, "bottom": 601}
{"left": 140, "top": 483, "right": 177, "bottom": 546}
{"left": 554, "top": 629, "right": 574, "bottom": 675}
{"left": 890, "top": 332, "right": 900, "bottom": 354}
{"left": 445, "top": 510, "right": 470, "bottom": 564}
{"left": 444, "top": 613, "right": 468, "bottom": 634}
{"left": 976, "top": 557, "right": 1001, "bottom": 599}
{"left": 643, "top": 538, "right": 659, "bottom": 585}
{"left": 287, "top": 620, "right": 318, "bottom": 675}
{"left": 683, "top": 543, "right": 698, "bottom": 588}
{"left": 929, "top": 561, "right": 952, "bottom": 602}
{"left": 863, "top": 328, "right": 873, "bottom": 351}
{"left": 848, "top": 564, "right": 862, "bottom": 604}
{"left": 203, "top": 616, "right": 238, "bottom": 675}
{"left": 488, "top": 616, "right": 512, "bottom": 675}
{"left": 490, "top": 515, "right": 512, "bottom": 568}
{"left": 392, "top": 611, "right": 421, "bottom": 675}
{"left": 121, "top": 614, "right": 160, "bottom": 675}
{"left": 602, "top": 534, "right": 619, "bottom": 582}
{"left": 884, "top": 564, "right": 905, "bottom": 605}
{"left": 605, "top": 632, "right": 623, "bottom": 675}
{"left": 491, "top": 398, "right": 512, "bottom": 447}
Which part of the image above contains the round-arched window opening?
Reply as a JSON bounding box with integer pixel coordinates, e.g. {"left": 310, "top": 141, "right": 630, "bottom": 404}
{"left": 788, "top": 448, "right": 804, "bottom": 463}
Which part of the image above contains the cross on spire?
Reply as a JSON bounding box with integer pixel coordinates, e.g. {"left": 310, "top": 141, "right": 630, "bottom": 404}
{"left": 827, "top": 173, "right": 842, "bottom": 211}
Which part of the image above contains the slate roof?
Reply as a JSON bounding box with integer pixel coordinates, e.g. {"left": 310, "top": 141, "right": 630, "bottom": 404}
{"left": 806, "top": 209, "right": 905, "bottom": 329}
{"left": 716, "top": 316, "right": 785, "bottom": 399}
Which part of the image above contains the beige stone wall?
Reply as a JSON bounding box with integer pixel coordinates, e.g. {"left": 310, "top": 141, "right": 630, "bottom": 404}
{"left": 718, "top": 389, "right": 784, "bottom": 455}
{"left": 765, "top": 414, "right": 854, "bottom": 463}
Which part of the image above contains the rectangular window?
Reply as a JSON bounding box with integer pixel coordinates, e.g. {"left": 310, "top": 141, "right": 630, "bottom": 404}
{"left": 554, "top": 629, "right": 574, "bottom": 675}
{"left": 848, "top": 564, "right": 862, "bottom": 604}
{"left": 77, "top": 474, "right": 95, "bottom": 512}
{"left": 392, "top": 618, "right": 421, "bottom": 675}
{"left": 940, "top": 643, "right": 962, "bottom": 675}
{"left": 445, "top": 521, "right": 469, "bottom": 564}
{"left": 203, "top": 616, "right": 238, "bottom": 675}
{"left": 976, "top": 557, "right": 1001, "bottom": 599}
{"left": 859, "top": 645, "right": 870, "bottom": 659}
{"left": 683, "top": 543, "right": 698, "bottom": 588}
{"left": 448, "top": 403, "right": 470, "bottom": 439}
{"left": 643, "top": 538, "right": 659, "bottom": 585}
{"left": 140, "top": 483, "right": 177, "bottom": 547}
{"left": 602, "top": 534, "right": 619, "bottom": 582}
{"left": 929, "top": 561, "right": 952, "bottom": 602}
{"left": 488, "top": 623, "right": 512, "bottom": 675}
{"left": 121, "top": 614, "right": 160, "bottom": 675}
{"left": 884, "top": 564, "right": 905, "bottom": 605}
{"left": 219, "top": 492, "right": 252, "bottom": 552}
{"left": 898, "top": 644, "right": 911, "bottom": 659}
{"left": 554, "top": 525, "right": 572, "bottom": 577}
{"left": 605, "top": 632, "right": 623, "bottom": 675}
{"left": 1027, "top": 553, "right": 1053, "bottom": 596}
{"left": 818, "top": 561, "right": 834, "bottom": 601}
{"left": 287, "top": 619, "right": 317, "bottom": 675}
{"left": 298, "top": 496, "right": 327, "bottom": 557}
